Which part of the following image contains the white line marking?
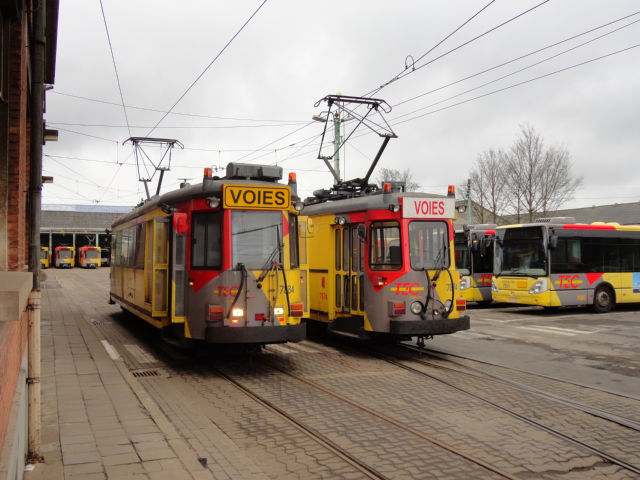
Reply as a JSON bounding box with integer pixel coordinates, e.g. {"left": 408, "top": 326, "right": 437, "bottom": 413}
{"left": 517, "top": 325, "right": 592, "bottom": 336}
{"left": 266, "top": 344, "right": 295, "bottom": 355}
{"left": 101, "top": 340, "right": 121, "bottom": 360}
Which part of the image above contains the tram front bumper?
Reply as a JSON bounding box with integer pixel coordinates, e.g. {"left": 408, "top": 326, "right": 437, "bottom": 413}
{"left": 389, "top": 315, "right": 470, "bottom": 335}
{"left": 204, "top": 323, "right": 306, "bottom": 344}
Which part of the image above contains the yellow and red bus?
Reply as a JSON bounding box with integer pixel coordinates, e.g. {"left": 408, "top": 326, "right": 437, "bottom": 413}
{"left": 492, "top": 218, "right": 640, "bottom": 312}
{"left": 455, "top": 225, "right": 495, "bottom": 304}
{"left": 303, "top": 183, "right": 469, "bottom": 341}
{"left": 109, "top": 163, "right": 308, "bottom": 345}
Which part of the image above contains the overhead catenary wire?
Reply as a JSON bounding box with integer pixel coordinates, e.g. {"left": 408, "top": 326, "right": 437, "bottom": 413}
{"left": 367, "top": 0, "right": 551, "bottom": 96}
{"left": 391, "top": 19, "right": 640, "bottom": 122}
{"left": 145, "top": 0, "right": 269, "bottom": 137}
{"left": 394, "top": 11, "right": 640, "bottom": 109}
{"left": 99, "top": 0, "right": 131, "bottom": 138}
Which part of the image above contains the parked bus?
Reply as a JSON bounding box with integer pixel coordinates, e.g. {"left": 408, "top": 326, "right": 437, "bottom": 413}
{"left": 455, "top": 225, "right": 495, "bottom": 304}
{"left": 54, "top": 246, "right": 74, "bottom": 268}
{"left": 77, "top": 246, "right": 101, "bottom": 268}
{"left": 40, "top": 246, "right": 50, "bottom": 269}
{"left": 303, "top": 183, "right": 469, "bottom": 340}
{"left": 109, "top": 163, "right": 308, "bottom": 345}
{"left": 492, "top": 218, "right": 640, "bottom": 312}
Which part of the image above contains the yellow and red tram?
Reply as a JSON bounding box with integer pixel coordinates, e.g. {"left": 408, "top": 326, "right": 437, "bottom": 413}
{"left": 54, "top": 246, "right": 74, "bottom": 268}
{"left": 302, "top": 183, "right": 470, "bottom": 340}
{"left": 109, "top": 163, "right": 308, "bottom": 344}
{"left": 77, "top": 246, "right": 101, "bottom": 268}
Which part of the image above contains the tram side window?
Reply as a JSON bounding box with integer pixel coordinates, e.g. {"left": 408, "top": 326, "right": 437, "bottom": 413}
{"left": 192, "top": 212, "right": 222, "bottom": 269}
{"left": 370, "top": 221, "right": 401, "bottom": 271}
{"left": 134, "top": 223, "right": 146, "bottom": 269}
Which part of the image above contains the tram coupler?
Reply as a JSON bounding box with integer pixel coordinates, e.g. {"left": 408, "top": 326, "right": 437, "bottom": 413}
{"left": 416, "top": 335, "right": 433, "bottom": 348}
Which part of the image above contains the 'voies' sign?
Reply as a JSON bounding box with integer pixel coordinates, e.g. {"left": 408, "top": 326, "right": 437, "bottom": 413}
{"left": 223, "top": 185, "right": 290, "bottom": 210}
{"left": 402, "top": 197, "right": 455, "bottom": 219}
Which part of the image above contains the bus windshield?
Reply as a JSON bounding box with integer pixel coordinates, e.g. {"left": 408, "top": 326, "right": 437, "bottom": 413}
{"left": 495, "top": 226, "right": 546, "bottom": 276}
{"left": 454, "top": 232, "right": 470, "bottom": 275}
{"left": 232, "top": 210, "right": 282, "bottom": 270}
{"left": 409, "top": 221, "right": 449, "bottom": 270}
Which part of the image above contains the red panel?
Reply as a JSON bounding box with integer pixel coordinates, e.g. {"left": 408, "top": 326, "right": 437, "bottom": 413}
{"left": 562, "top": 224, "right": 616, "bottom": 230}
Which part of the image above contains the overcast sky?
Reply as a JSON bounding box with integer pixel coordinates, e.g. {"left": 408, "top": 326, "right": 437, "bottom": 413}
{"left": 43, "top": 0, "right": 640, "bottom": 210}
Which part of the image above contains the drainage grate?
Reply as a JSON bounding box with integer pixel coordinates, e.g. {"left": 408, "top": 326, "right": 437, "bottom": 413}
{"left": 132, "top": 369, "right": 160, "bottom": 378}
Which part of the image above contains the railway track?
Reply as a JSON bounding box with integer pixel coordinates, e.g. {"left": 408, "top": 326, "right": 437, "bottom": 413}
{"left": 204, "top": 351, "right": 518, "bottom": 480}
{"left": 363, "top": 342, "right": 640, "bottom": 476}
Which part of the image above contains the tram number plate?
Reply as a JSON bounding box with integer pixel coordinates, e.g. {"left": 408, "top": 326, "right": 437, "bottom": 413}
{"left": 223, "top": 185, "right": 290, "bottom": 210}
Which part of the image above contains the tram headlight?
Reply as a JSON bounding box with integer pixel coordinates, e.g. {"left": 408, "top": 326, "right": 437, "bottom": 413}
{"left": 206, "top": 197, "right": 220, "bottom": 209}
{"left": 274, "top": 306, "right": 284, "bottom": 316}
{"left": 460, "top": 277, "right": 471, "bottom": 291}
{"left": 410, "top": 301, "right": 424, "bottom": 315}
{"left": 529, "top": 278, "right": 548, "bottom": 295}
{"left": 388, "top": 204, "right": 400, "bottom": 213}
{"left": 294, "top": 201, "right": 304, "bottom": 212}
{"left": 232, "top": 307, "right": 244, "bottom": 317}
{"left": 491, "top": 278, "right": 499, "bottom": 292}
{"left": 444, "top": 300, "right": 452, "bottom": 311}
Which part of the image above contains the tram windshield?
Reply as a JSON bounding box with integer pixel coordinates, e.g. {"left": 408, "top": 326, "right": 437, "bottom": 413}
{"left": 454, "top": 232, "right": 470, "bottom": 275}
{"left": 85, "top": 248, "right": 100, "bottom": 260}
{"left": 409, "top": 221, "right": 450, "bottom": 270}
{"left": 58, "top": 249, "right": 72, "bottom": 259}
{"left": 232, "top": 210, "right": 283, "bottom": 270}
{"left": 40, "top": 249, "right": 48, "bottom": 259}
{"left": 495, "top": 226, "right": 546, "bottom": 276}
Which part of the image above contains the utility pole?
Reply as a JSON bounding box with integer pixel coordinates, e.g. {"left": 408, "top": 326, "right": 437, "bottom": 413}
{"left": 467, "top": 179, "right": 472, "bottom": 225}
{"left": 333, "top": 111, "right": 341, "bottom": 183}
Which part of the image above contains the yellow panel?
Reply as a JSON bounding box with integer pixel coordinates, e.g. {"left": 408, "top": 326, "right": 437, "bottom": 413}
{"left": 223, "top": 184, "right": 290, "bottom": 210}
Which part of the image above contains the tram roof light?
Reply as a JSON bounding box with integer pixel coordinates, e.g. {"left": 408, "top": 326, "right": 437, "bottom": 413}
{"left": 294, "top": 201, "right": 304, "bottom": 212}
{"left": 388, "top": 204, "right": 400, "bottom": 213}
{"left": 383, "top": 182, "right": 392, "bottom": 193}
{"left": 288, "top": 172, "right": 297, "bottom": 184}
{"left": 447, "top": 185, "right": 455, "bottom": 197}
{"left": 334, "top": 216, "right": 346, "bottom": 225}
{"left": 204, "top": 167, "right": 213, "bottom": 178}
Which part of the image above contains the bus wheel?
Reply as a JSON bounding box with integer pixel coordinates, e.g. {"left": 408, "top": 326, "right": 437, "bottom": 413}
{"left": 593, "top": 286, "right": 614, "bottom": 313}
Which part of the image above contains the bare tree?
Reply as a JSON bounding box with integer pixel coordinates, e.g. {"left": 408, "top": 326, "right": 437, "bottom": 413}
{"left": 376, "top": 167, "right": 421, "bottom": 191}
{"left": 459, "top": 149, "right": 508, "bottom": 224}
{"left": 505, "top": 124, "right": 582, "bottom": 222}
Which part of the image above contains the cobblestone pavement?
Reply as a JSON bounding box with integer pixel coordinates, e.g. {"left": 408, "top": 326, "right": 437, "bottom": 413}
{"left": 26, "top": 268, "right": 640, "bottom": 479}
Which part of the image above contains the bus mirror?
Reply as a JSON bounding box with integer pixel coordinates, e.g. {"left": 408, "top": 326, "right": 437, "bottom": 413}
{"left": 549, "top": 235, "right": 558, "bottom": 249}
{"left": 358, "top": 224, "right": 366, "bottom": 240}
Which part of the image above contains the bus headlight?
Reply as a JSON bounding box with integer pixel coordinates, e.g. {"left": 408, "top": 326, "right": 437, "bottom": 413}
{"left": 529, "top": 278, "right": 548, "bottom": 295}
{"left": 410, "top": 301, "right": 423, "bottom": 315}
{"left": 460, "top": 277, "right": 471, "bottom": 291}
{"left": 491, "top": 278, "right": 499, "bottom": 292}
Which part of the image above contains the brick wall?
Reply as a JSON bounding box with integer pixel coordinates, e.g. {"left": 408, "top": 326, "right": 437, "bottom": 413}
{"left": 0, "top": 314, "right": 28, "bottom": 456}
{"left": 7, "top": 18, "right": 29, "bottom": 272}
{"left": 0, "top": 5, "right": 32, "bottom": 462}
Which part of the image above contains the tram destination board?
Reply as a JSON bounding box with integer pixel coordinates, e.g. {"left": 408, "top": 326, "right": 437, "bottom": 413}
{"left": 223, "top": 184, "right": 290, "bottom": 210}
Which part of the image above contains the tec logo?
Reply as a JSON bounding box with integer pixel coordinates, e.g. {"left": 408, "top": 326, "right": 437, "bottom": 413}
{"left": 391, "top": 282, "right": 424, "bottom": 296}
{"left": 216, "top": 286, "right": 239, "bottom": 296}
{"left": 476, "top": 273, "right": 492, "bottom": 287}
{"left": 555, "top": 275, "right": 583, "bottom": 289}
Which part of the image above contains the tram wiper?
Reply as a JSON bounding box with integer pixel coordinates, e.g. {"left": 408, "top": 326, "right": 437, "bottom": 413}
{"left": 256, "top": 226, "right": 282, "bottom": 288}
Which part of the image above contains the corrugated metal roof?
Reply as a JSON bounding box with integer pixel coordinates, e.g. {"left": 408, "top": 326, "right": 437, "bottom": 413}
{"left": 41, "top": 210, "right": 125, "bottom": 232}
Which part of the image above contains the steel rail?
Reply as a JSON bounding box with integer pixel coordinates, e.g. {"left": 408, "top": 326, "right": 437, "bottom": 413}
{"left": 399, "top": 343, "right": 640, "bottom": 431}
{"left": 371, "top": 347, "right": 640, "bottom": 476}
{"left": 262, "top": 357, "right": 520, "bottom": 480}
{"left": 207, "top": 363, "right": 393, "bottom": 480}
